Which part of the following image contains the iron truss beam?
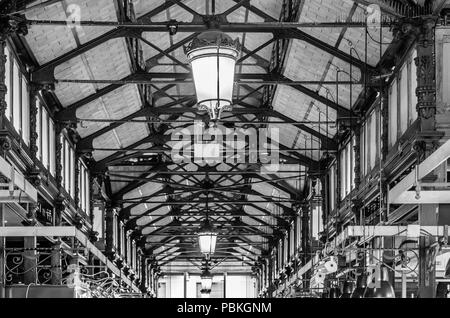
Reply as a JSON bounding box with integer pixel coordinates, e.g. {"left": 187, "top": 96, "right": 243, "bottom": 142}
{"left": 29, "top": 21, "right": 377, "bottom": 84}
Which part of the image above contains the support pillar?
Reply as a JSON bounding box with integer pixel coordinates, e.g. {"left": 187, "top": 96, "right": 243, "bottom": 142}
{"left": 0, "top": 26, "right": 10, "bottom": 152}
{"left": 223, "top": 272, "right": 227, "bottom": 298}
{"left": 183, "top": 272, "right": 187, "bottom": 298}
{"left": 301, "top": 204, "right": 310, "bottom": 265}
{"left": 0, "top": 204, "right": 5, "bottom": 297}
{"left": 268, "top": 257, "right": 273, "bottom": 297}
{"left": 411, "top": 16, "right": 440, "bottom": 298}
{"left": 50, "top": 241, "right": 62, "bottom": 285}
{"left": 140, "top": 258, "right": 147, "bottom": 292}
{"left": 418, "top": 204, "right": 438, "bottom": 298}
{"left": 0, "top": 16, "right": 27, "bottom": 150}
{"left": 23, "top": 236, "right": 37, "bottom": 284}
{"left": 105, "top": 205, "right": 116, "bottom": 259}
{"left": 0, "top": 27, "right": 8, "bottom": 300}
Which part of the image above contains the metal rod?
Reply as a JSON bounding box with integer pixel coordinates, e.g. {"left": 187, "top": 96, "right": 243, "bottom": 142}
{"left": 26, "top": 19, "right": 394, "bottom": 29}
{"left": 90, "top": 148, "right": 330, "bottom": 153}
{"left": 52, "top": 79, "right": 360, "bottom": 85}
{"left": 117, "top": 200, "right": 298, "bottom": 204}
{"left": 107, "top": 171, "right": 311, "bottom": 176}
{"left": 74, "top": 118, "right": 337, "bottom": 125}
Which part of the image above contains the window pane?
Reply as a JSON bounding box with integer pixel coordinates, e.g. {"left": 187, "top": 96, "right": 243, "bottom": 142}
{"left": 330, "top": 164, "right": 335, "bottom": 210}
{"left": 60, "top": 135, "right": 65, "bottom": 187}
{"left": 21, "top": 79, "right": 29, "bottom": 145}
{"left": 37, "top": 101, "right": 42, "bottom": 160}
{"left": 85, "top": 170, "right": 90, "bottom": 213}
{"left": 42, "top": 109, "right": 49, "bottom": 168}
{"left": 370, "top": 112, "right": 377, "bottom": 169}
{"left": 346, "top": 143, "right": 351, "bottom": 195}
{"left": 70, "top": 148, "right": 75, "bottom": 198}
{"left": 340, "top": 149, "right": 346, "bottom": 199}
{"left": 5, "top": 46, "right": 11, "bottom": 120}
{"left": 360, "top": 127, "right": 365, "bottom": 176}
{"left": 78, "top": 162, "right": 83, "bottom": 210}
{"left": 410, "top": 49, "right": 418, "bottom": 122}
{"left": 400, "top": 65, "right": 408, "bottom": 134}
{"left": 284, "top": 236, "right": 288, "bottom": 263}
{"left": 49, "top": 120, "right": 55, "bottom": 175}
{"left": 64, "top": 140, "right": 69, "bottom": 191}
{"left": 289, "top": 226, "right": 294, "bottom": 256}
{"left": 12, "top": 61, "right": 21, "bottom": 130}
{"left": 389, "top": 82, "right": 398, "bottom": 147}
{"left": 365, "top": 123, "right": 370, "bottom": 173}
{"left": 351, "top": 137, "right": 356, "bottom": 189}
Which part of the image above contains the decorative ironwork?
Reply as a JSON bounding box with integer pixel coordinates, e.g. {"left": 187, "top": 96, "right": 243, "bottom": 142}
{"left": 4, "top": 247, "right": 69, "bottom": 285}
{"left": 55, "top": 123, "right": 64, "bottom": 188}
{"left": 0, "top": 15, "right": 28, "bottom": 40}
{"left": 183, "top": 31, "right": 240, "bottom": 55}
{"left": 394, "top": 17, "right": 437, "bottom": 125}
{"left": 54, "top": 196, "right": 66, "bottom": 226}
{"left": 26, "top": 203, "right": 39, "bottom": 225}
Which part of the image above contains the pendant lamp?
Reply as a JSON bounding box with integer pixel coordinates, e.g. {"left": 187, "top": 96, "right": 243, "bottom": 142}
{"left": 363, "top": 266, "right": 395, "bottom": 298}
{"left": 340, "top": 280, "right": 355, "bottom": 298}
{"left": 198, "top": 192, "right": 217, "bottom": 257}
{"left": 351, "top": 273, "right": 368, "bottom": 298}
{"left": 185, "top": 30, "right": 240, "bottom": 122}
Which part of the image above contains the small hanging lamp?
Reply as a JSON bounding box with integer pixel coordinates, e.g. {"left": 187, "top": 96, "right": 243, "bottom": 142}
{"left": 198, "top": 192, "right": 217, "bottom": 257}
{"left": 201, "top": 268, "right": 213, "bottom": 291}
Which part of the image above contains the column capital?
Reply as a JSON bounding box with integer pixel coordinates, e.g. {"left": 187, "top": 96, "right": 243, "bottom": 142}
{"left": 0, "top": 15, "right": 28, "bottom": 41}
{"left": 393, "top": 16, "right": 438, "bottom": 43}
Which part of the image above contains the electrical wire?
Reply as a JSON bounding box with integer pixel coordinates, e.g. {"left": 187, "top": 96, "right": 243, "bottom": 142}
{"left": 25, "top": 282, "right": 35, "bottom": 298}
{"left": 366, "top": 28, "right": 393, "bottom": 46}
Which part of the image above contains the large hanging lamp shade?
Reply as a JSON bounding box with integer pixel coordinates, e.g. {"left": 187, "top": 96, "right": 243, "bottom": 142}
{"left": 185, "top": 30, "right": 241, "bottom": 121}
{"left": 201, "top": 268, "right": 213, "bottom": 290}
{"left": 363, "top": 267, "right": 395, "bottom": 298}
{"left": 340, "top": 280, "right": 355, "bottom": 298}
{"left": 351, "top": 273, "right": 368, "bottom": 298}
{"left": 198, "top": 218, "right": 218, "bottom": 257}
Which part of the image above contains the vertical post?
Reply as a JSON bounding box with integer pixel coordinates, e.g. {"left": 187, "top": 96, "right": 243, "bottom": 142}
{"left": 223, "top": 272, "right": 227, "bottom": 298}
{"left": 55, "top": 123, "right": 63, "bottom": 189}
{"left": 412, "top": 17, "right": 439, "bottom": 299}
{"left": 0, "top": 204, "right": 5, "bottom": 298}
{"left": 50, "top": 241, "right": 62, "bottom": 285}
{"left": 415, "top": 18, "right": 438, "bottom": 132}
{"left": 418, "top": 204, "right": 438, "bottom": 298}
{"left": 183, "top": 272, "right": 187, "bottom": 298}
{"left": 140, "top": 257, "right": 146, "bottom": 292}
{"left": 268, "top": 257, "right": 273, "bottom": 297}
{"left": 301, "top": 204, "right": 310, "bottom": 265}
{"left": 0, "top": 25, "right": 11, "bottom": 153}
{"left": 402, "top": 271, "right": 407, "bottom": 298}
{"left": 380, "top": 88, "right": 389, "bottom": 223}
{"left": 54, "top": 123, "right": 64, "bottom": 226}
{"left": 0, "top": 31, "right": 8, "bottom": 298}
{"left": 23, "top": 236, "right": 37, "bottom": 284}
{"left": 0, "top": 23, "right": 10, "bottom": 131}
{"left": 29, "top": 85, "right": 39, "bottom": 161}
{"left": 105, "top": 206, "right": 115, "bottom": 259}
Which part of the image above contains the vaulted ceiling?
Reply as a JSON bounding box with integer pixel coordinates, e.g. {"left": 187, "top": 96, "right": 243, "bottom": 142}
{"left": 13, "top": 0, "right": 434, "bottom": 273}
